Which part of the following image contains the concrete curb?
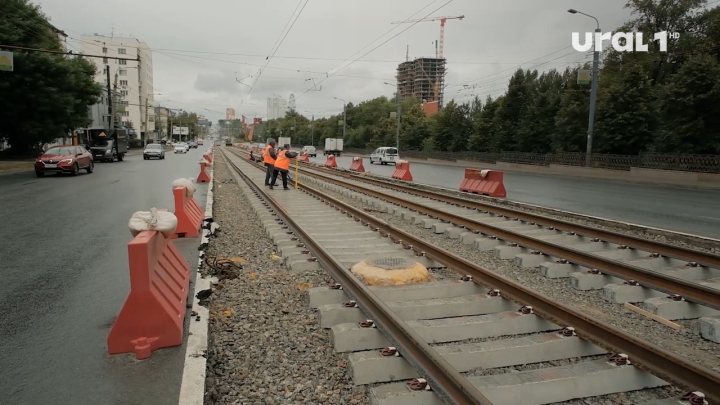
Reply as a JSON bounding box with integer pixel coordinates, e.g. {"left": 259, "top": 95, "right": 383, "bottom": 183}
{"left": 178, "top": 148, "right": 214, "bottom": 405}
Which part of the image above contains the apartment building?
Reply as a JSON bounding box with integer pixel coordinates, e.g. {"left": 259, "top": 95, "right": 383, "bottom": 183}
{"left": 266, "top": 95, "right": 289, "bottom": 120}
{"left": 81, "top": 34, "right": 156, "bottom": 141}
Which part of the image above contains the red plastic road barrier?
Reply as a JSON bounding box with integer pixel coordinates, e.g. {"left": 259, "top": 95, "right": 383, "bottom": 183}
{"left": 391, "top": 160, "right": 412, "bottom": 181}
{"left": 203, "top": 153, "right": 213, "bottom": 163}
{"left": 196, "top": 161, "right": 210, "bottom": 183}
{"left": 325, "top": 155, "right": 337, "bottom": 168}
{"left": 300, "top": 153, "right": 310, "bottom": 162}
{"left": 107, "top": 231, "right": 190, "bottom": 359}
{"left": 349, "top": 157, "right": 365, "bottom": 172}
{"left": 172, "top": 187, "right": 204, "bottom": 238}
{"left": 459, "top": 169, "right": 506, "bottom": 197}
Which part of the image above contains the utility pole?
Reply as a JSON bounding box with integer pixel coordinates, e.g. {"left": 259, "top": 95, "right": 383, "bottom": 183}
{"left": 142, "top": 97, "right": 149, "bottom": 146}
{"left": 396, "top": 81, "right": 401, "bottom": 150}
{"left": 311, "top": 115, "right": 314, "bottom": 146}
{"left": 106, "top": 66, "right": 112, "bottom": 131}
{"left": 342, "top": 103, "right": 346, "bottom": 140}
{"left": 110, "top": 71, "right": 118, "bottom": 133}
{"left": 586, "top": 27, "right": 601, "bottom": 166}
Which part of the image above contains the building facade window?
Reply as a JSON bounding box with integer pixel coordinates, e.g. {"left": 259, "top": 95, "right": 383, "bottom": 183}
{"left": 118, "top": 48, "right": 126, "bottom": 54}
{"left": 103, "top": 47, "right": 107, "bottom": 54}
{"left": 120, "top": 90, "right": 128, "bottom": 96}
{"left": 122, "top": 111, "right": 129, "bottom": 117}
{"left": 119, "top": 69, "right": 126, "bottom": 76}
{"left": 119, "top": 59, "right": 126, "bottom": 65}
{"left": 103, "top": 57, "right": 108, "bottom": 64}
{"left": 120, "top": 80, "right": 128, "bottom": 86}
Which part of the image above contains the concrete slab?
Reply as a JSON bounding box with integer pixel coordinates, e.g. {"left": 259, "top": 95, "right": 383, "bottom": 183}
{"left": 514, "top": 253, "right": 552, "bottom": 268}
{"left": 331, "top": 322, "right": 390, "bottom": 352}
{"left": 350, "top": 333, "right": 606, "bottom": 385}
{"left": 474, "top": 237, "right": 506, "bottom": 251}
{"left": 406, "top": 311, "right": 559, "bottom": 344}
{"left": 445, "top": 228, "right": 466, "bottom": 239}
{"left": 386, "top": 294, "right": 515, "bottom": 320}
{"left": 370, "top": 359, "right": 667, "bottom": 405}
{"left": 643, "top": 297, "right": 720, "bottom": 320}
{"left": 602, "top": 283, "right": 667, "bottom": 303}
{"left": 494, "top": 245, "right": 529, "bottom": 260}
{"left": 697, "top": 316, "right": 720, "bottom": 343}
{"left": 568, "top": 272, "right": 623, "bottom": 290}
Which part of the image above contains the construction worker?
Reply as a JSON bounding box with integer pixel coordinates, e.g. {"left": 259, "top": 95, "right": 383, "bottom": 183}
{"left": 270, "top": 144, "right": 298, "bottom": 190}
{"left": 263, "top": 139, "right": 277, "bottom": 186}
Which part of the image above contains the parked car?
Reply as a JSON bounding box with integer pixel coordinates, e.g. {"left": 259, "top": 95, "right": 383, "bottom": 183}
{"left": 174, "top": 143, "right": 189, "bottom": 154}
{"left": 189, "top": 141, "right": 198, "bottom": 149}
{"left": 35, "top": 145, "right": 94, "bottom": 177}
{"left": 143, "top": 143, "right": 165, "bottom": 160}
{"left": 301, "top": 146, "right": 317, "bottom": 157}
{"left": 369, "top": 147, "right": 399, "bottom": 165}
{"left": 197, "top": 139, "right": 204, "bottom": 145}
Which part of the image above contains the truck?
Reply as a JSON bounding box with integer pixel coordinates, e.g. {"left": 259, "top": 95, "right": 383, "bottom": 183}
{"left": 324, "top": 138, "right": 343, "bottom": 156}
{"left": 86, "top": 128, "right": 128, "bottom": 162}
{"left": 278, "top": 137, "right": 291, "bottom": 148}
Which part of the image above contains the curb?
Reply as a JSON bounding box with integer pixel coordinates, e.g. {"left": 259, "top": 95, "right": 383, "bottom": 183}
{"left": 178, "top": 147, "right": 214, "bottom": 405}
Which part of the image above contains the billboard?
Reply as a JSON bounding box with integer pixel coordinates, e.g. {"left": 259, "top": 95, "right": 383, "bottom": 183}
{"left": 173, "top": 127, "right": 189, "bottom": 135}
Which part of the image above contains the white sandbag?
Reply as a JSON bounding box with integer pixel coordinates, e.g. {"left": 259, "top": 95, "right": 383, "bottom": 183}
{"left": 129, "top": 207, "right": 178, "bottom": 238}
{"left": 172, "top": 178, "right": 196, "bottom": 196}
{"left": 480, "top": 169, "right": 490, "bottom": 178}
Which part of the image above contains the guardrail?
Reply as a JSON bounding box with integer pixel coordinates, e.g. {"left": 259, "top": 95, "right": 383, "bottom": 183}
{"left": 338, "top": 149, "right": 720, "bottom": 174}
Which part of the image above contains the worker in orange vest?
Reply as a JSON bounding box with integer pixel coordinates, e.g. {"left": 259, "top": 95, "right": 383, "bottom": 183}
{"left": 270, "top": 144, "right": 298, "bottom": 190}
{"left": 262, "top": 139, "right": 277, "bottom": 186}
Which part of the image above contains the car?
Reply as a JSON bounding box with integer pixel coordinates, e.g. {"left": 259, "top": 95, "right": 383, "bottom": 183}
{"left": 301, "top": 146, "right": 317, "bottom": 157}
{"left": 35, "top": 145, "right": 94, "bottom": 177}
{"left": 369, "top": 147, "right": 399, "bottom": 165}
{"left": 197, "top": 139, "right": 204, "bottom": 145}
{"left": 174, "top": 143, "right": 189, "bottom": 154}
{"left": 143, "top": 143, "right": 165, "bottom": 160}
{"left": 189, "top": 141, "right": 198, "bottom": 149}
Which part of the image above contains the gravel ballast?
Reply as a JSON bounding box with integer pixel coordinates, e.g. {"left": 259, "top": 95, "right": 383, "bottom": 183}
{"left": 202, "top": 155, "right": 365, "bottom": 404}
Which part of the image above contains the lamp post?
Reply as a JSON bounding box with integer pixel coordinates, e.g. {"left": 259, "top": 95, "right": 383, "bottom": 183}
{"left": 568, "top": 8, "right": 600, "bottom": 167}
{"left": 333, "top": 97, "right": 346, "bottom": 140}
{"left": 384, "top": 81, "right": 401, "bottom": 150}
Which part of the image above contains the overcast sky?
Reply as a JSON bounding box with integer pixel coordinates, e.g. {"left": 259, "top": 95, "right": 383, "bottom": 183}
{"left": 38, "top": 0, "right": 632, "bottom": 123}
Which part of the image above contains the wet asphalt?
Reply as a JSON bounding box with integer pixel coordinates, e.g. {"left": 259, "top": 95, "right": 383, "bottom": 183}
{"left": 0, "top": 148, "right": 207, "bottom": 405}
{"left": 309, "top": 155, "right": 720, "bottom": 238}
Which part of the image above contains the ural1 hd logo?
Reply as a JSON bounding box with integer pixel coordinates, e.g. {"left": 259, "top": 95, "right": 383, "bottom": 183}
{"left": 572, "top": 31, "right": 679, "bottom": 52}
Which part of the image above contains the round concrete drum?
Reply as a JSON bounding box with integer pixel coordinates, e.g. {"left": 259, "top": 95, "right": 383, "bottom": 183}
{"left": 351, "top": 257, "right": 431, "bottom": 286}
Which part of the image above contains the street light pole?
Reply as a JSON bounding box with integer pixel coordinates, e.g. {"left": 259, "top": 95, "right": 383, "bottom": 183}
{"left": 395, "top": 82, "right": 400, "bottom": 150}
{"left": 568, "top": 9, "right": 600, "bottom": 167}
{"left": 334, "top": 97, "right": 347, "bottom": 141}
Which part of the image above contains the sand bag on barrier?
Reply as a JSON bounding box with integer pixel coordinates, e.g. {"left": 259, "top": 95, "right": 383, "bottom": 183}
{"left": 171, "top": 178, "right": 196, "bottom": 196}
{"left": 128, "top": 207, "right": 178, "bottom": 238}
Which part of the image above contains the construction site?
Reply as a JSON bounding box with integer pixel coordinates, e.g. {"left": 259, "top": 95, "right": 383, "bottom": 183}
{"left": 396, "top": 57, "right": 446, "bottom": 111}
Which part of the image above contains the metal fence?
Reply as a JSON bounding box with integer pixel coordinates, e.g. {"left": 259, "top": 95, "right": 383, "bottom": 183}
{"left": 341, "top": 149, "right": 720, "bottom": 173}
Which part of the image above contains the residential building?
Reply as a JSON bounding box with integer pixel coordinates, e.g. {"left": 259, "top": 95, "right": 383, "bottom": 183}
{"left": 267, "top": 95, "right": 289, "bottom": 120}
{"left": 155, "top": 107, "right": 170, "bottom": 140}
{"left": 226, "top": 108, "right": 235, "bottom": 120}
{"left": 81, "top": 34, "right": 156, "bottom": 142}
{"left": 49, "top": 24, "right": 68, "bottom": 52}
{"left": 288, "top": 93, "right": 296, "bottom": 111}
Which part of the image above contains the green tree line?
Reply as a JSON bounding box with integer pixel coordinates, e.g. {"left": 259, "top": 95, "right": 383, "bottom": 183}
{"left": 260, "top": 0, "right": 720, "bottom": 155}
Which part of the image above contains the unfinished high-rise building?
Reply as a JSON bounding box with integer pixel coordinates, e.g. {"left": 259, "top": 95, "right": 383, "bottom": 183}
{"left": 396, "top": 57, "right": 446, "bottom": 108}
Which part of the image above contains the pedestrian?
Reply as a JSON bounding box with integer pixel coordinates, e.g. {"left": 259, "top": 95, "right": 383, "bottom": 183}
{"left": 263, "top": 139, "right": 278, "bottom": 186}
{"left": 270, "top": 144, "right": 298, "bottom": 190}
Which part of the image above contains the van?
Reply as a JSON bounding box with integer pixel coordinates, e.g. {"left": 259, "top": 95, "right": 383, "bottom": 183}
{"left": 369, "top": 147, "right": 399, "bottom": 165}
{"left": 301, "top": 146, "right": 317, "bottom": 157}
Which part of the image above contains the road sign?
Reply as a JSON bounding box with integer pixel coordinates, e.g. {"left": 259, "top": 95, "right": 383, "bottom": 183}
{"left": 0, "top": 51, "right": 13, "bottom": 72}
{"left": 577, "top": 69, "right": 591, "bottom": 85}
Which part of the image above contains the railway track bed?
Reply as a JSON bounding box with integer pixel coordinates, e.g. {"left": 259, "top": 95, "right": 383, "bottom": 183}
{"left": 215, "top": 148, "right": 720, "bottom": 404}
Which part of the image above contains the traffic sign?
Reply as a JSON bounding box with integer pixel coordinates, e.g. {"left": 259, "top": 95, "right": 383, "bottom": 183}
{"left": 0, "top": 51, "right": 13, "bottom": 72}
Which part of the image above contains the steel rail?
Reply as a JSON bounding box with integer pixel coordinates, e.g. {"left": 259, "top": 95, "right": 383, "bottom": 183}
{"left": 299, "top": 161, "right": 720, "bottom": 269}
{"left": 221, "top": 150, "right": 493, "bottom": 405}
{"left": 286, "top": 164, "right": 720, "bottom": 311}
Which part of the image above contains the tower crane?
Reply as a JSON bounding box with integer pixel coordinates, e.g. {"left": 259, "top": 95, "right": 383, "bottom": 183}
{"left": 391, "top": 15, "right": 464, "bottom": 59}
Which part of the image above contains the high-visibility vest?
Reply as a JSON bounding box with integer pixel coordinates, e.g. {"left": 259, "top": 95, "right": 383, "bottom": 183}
{"left": 263, "top": 146, "right": 275, "bottom": 164}
{"left": 274, "top": 150, "right": 290, "bottom": 171}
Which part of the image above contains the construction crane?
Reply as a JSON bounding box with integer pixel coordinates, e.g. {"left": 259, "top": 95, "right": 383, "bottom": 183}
{"left": 391, "top": 15, "right": 464, "bottom": 59}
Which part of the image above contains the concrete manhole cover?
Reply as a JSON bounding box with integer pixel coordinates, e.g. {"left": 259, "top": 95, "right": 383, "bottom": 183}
{"left": 369, "top": 257, "right": 413, "bottom": 269}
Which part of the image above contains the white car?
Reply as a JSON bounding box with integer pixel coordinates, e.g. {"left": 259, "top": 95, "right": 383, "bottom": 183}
{"left": 174, "top": 143, "right": 189, "bottom": 154}
{"left": 301, "top": 146, "right": 317, "bottom": 157}
{"left": 369, "top": 147, "right": 399, "bottom": 165}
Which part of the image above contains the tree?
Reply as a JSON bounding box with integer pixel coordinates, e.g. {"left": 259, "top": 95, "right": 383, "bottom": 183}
{"left": 0, "top": 0, "right": 103, "bottom": 155}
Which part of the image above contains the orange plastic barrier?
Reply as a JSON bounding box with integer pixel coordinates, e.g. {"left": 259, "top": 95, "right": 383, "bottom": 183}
{"left": 197, "top": 161, "right": 210, "bottom": 183}
{"left": 172, "top": 187, "right": 204, "bottom": 238}
{"left": 349, "top": 157, "right": 365, "bottom": 172}
{"left": 107, "top": 231, "right": 190, "bottom": 359}
{"left": 325, "top": 155, "right": 337, "bottom": 168}
{"left": 203, "top": 152, "right": 213, "bottom": 163}
{"left": 300, "top": 153, "right": 310, "bottom": 162}
{"left": 459, "top": 169, "right": 506, "bottom": 197}
{"left": 391, "top": 160, "right": 412, "bottom": 181}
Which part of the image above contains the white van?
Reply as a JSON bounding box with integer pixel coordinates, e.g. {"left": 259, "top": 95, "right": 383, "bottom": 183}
{"left": 369, "top": 147, "right": 399, "bottom": 165}
{"left": 301, "top": 145, "right": 317, "bottom": 157}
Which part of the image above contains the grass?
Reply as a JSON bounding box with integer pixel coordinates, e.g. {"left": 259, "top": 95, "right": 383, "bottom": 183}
{"left": 0, "top": 162, "right": 32, "bottom": 171}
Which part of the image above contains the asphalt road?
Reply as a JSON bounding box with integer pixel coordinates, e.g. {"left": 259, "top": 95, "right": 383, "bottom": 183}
{"left": 309, "top": 155, "right": 720, "bottom": 238}
{"left": 0, "top": 148, "right": 207, "bottom": 405}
